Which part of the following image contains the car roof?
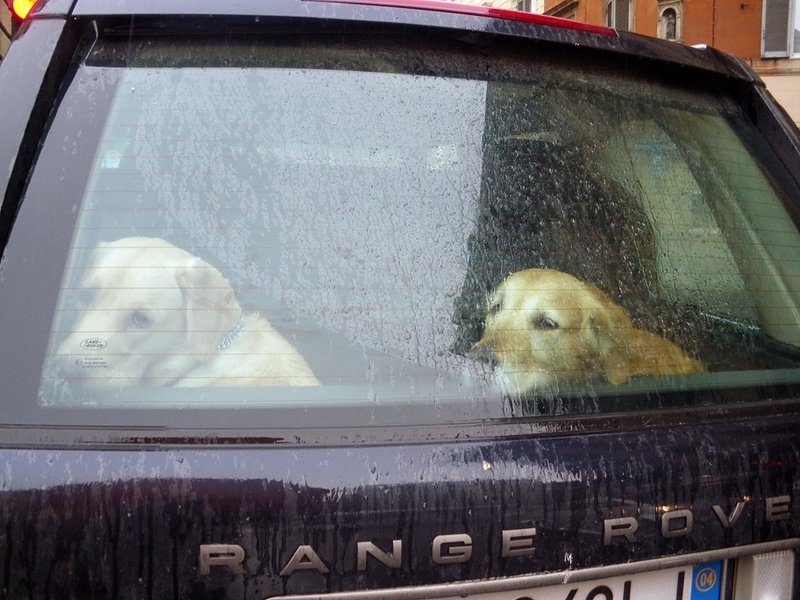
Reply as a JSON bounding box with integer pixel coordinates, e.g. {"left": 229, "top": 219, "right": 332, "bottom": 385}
{"left": 28, "top": 0, "right": 758, "bottom": 82}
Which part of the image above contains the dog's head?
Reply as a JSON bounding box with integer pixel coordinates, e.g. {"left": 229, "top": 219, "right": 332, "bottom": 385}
{"left": 469, "top": 268, "right": 632, "bottom": 392}
{"left": 53, "top": 237, "right": 241, "bottom": 391}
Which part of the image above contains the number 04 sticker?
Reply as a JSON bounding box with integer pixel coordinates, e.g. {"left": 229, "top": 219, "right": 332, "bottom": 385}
{"left": 691, "top": 561, "right": 722, "bottom": 599}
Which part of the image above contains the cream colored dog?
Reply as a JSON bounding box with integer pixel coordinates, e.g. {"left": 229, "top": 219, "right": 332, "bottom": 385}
{"left": 470, "top": 268, "right": 704, "bottom": 392}
{"left": 54, "top": 237, "right": 319, "bottom": 390}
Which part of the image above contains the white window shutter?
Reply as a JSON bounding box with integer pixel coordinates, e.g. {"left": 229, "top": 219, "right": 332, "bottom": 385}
{"left": 762, "top": 0, "right": 792, "bottom": 57}
{"left": 615, "top": 0, "right": 631, "bottom": 30}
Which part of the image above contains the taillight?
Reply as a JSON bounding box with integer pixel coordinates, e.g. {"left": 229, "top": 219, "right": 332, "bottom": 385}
{"left": 11, "top": 0, "right": 36, "bottom": 20}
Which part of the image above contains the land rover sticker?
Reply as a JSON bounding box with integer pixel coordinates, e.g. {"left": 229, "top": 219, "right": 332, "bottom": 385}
{"left": 79, "top": 338, "right": 107, "bottom": 350}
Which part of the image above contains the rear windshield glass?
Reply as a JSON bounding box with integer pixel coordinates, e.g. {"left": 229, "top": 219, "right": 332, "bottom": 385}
{"left": 4, "top": 33, "right": 800, "bottom": 428}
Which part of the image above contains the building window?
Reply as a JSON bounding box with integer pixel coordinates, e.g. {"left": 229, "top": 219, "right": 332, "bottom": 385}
{"left": 605, "top": 0, "right": 633, "bottom": 30}
{"left": 762, "top": 0, "right": 800, "bottom": 57}
{"left": 658, "top": 3, "right": 682, "bottom": 41}
{"left": 515, "top": 0, "right": 532, "bottom": 11}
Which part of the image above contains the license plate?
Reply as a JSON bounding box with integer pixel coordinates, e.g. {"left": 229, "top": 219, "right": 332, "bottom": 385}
{"left": 440, "top": 561, "right": 722, "bottom": 600}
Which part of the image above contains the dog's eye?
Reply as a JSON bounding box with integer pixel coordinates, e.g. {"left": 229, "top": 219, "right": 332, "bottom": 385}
{"left": 531, "top": 315, "right": 559, "bottom": 330}
{"left": 488, "top": 301, "right": 502, "bottom": 316}
{"left": 131, "top": 311, "right": 152, "bottom": 329}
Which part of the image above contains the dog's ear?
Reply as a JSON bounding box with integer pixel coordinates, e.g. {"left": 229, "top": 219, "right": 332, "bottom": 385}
{"left": 582, "top": 302, "right": 634, "bottom": 385}
{"left": 176, "top": 259, "right": 241, "bottom": 356}
{"left": 84, "top": 241, "right": 112, "bottom": 272}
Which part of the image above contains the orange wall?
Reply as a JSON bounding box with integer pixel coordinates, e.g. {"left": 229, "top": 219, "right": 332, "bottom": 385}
{"left": 702, "top": 0, "right": 762, "bottom": 58}
{"left": 633, "top": 0, "right": 659, "bottom": 37}
{"left": 681, "top": 0, "right": 714, "bottom": 45}
{"left": 557, "top": 0, "right": 764, "bottom": 59}
{"left": 542, "top": 0, "right": 606, "bottom": 24}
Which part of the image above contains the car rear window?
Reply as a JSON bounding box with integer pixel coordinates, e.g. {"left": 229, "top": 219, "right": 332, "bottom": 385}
{"left": 3, "top": 32, "right": 800, "bottom": 431}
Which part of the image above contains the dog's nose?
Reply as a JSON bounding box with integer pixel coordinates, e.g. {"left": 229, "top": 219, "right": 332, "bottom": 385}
{"left": 468, "top": 339, "right": 495, "bottom": 363}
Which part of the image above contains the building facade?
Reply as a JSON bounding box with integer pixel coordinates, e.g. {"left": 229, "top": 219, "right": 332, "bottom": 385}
{"left": 0, "top": 2, "right": 12, "bottom": 62}
{"left": 455, "top": 0, "right": 799, "bottom": 126}
{"left": 556, "top": 0, "right": 800, "bottom": 125}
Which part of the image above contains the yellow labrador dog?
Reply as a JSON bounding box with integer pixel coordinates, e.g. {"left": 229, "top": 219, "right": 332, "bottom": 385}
{"left": 54, "top": 237, "right": 319, "bottom": 390}
{"left": 470, "top": 268, "right": 704, "bottom": 392}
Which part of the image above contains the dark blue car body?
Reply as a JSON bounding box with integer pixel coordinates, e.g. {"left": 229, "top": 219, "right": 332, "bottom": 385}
{"left": 1, "top": 1, "right": 800, "bottom": 598}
